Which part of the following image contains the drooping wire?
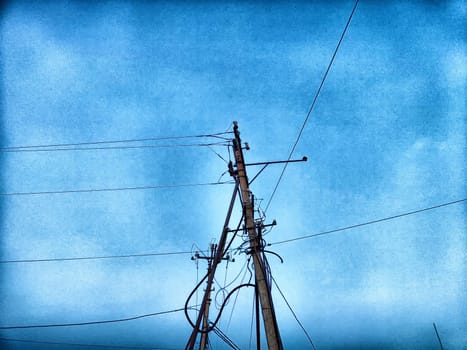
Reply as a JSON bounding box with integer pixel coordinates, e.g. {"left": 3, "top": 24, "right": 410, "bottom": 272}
{"left": 0, "top": 131, "right": 233, "bottom": 151}
{"left": 0, "top": 180, "right": 235, "bottom": 197}
{"left": 264, "top": 0, "right": 360, "bottom": 213}
{"left": 223, "top": 260, "right": 249, "bottom": 293}
{"left": 0, "top": 307, "right": 195, "bottom": 330}
{"left": 271, "top": 276, "right": 317, "bottom": 350}
{"left": 184, "top": 191, "right": 252, "bottom": 332}
{"left": 268, "top": 198, "right": 467, "bottom": 246}
{"left": 0, "top": 337, "right": 180, "bottom": 350}
{"left": 213, "top": 257, "right": 232, "bottom": 309}
{"left": 185, "top": 283, "right": 255, "bottom": 334}
{"left": 212, "top": 215, "right": 246, "bottom": 310}
{"left": 214, "top": 259, "right": 249, "bottom": 309}
{"left": 223, "top": 215, "right": 245, "bottom": 255}
{"left": 184, "top": 270, "right": 210, "bottom": 330}
{"left": 225, "top": 257, "right": 253, "bottom": 332}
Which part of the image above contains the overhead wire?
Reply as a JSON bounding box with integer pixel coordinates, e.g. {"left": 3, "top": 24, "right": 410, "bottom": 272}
{"left": 1, "top": 141, "right": 230, "bottom": 153}
{"left": 225, "top": 257, "right": 253, "bottom": 332}
{"left": 211, "top": 325, "right": 241, "bottom": 350}
{"left": 264, "top": 0, "right": 360, "bottom": 213}
{"left": 271, "top": 276, "right": 317, "bottom": 350}
{"left": 0, "top": 250, "right": 196, "bottom": 264}
{"left": 0, "top": 337, "right": 180, "bottom": 350}
{"left": 186, "top": 283, "right": 255, "bottom": 334}
{"left": 0, "top": 180, "right": 235, "bottom": 197}
{"left": 207, "top": 145, "right": 230, "bottom": 164}
{"left": 269, "top": 198, "right": 467, "bottom": 246}
{"left": 0, "top": 131, "right": 233, "bottom": 151}
{"left": 2, "top": 199, "right": 463, "bottom": 265}
{"left": 214, "top": 259, "right": 250, "bottom": 309}
{"left": 0, "top": 307, "right": 194, "bottom": 330}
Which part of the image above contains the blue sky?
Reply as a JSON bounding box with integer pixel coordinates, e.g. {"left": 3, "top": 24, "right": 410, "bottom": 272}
{"left": 1, "top": 1, "right": 465, "bottom": 349}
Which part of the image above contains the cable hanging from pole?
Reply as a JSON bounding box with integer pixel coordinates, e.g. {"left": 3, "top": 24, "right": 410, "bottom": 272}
{"left": 0, "top": 307, "right": 196, "bottom": 330}
{"left": 185, "top": 182, "right": 240, "bottom": 350}
{"left": 185, "top": 283, "right": 255, "bottom": 334}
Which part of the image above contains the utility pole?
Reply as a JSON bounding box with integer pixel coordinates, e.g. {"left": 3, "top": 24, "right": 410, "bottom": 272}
{"left": 195, "top": 244, "right": 216, "bottom": 350}
{"left": 192, "top": 244, "right": 232, "bottom": 350}
{"left": 231, "top": 121, "right": 284, "bottom": 350}
{"left": 185, "top": 183, "right": 239, "bottom": 350}
{"left": 185, "top": 121, "right": 306, "bottom": 349}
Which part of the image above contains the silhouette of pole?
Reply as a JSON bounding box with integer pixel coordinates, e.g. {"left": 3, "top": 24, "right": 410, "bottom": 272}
{"left": 185, "top": 183, "right": 239, "bottom": 350}
{"left": 231, "top": 121, "right": 283, "bottom": 350}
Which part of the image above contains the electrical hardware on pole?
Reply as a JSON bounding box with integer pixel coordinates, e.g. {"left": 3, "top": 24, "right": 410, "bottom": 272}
{"left": 231, "top": 121, "right": 283, "bottom": 350}
{"left": 185, "top": 121, "right": 307, "bottom": 350}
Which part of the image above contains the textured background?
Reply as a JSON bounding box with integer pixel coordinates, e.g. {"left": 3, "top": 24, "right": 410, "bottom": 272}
{"left": 1, "top": 1, "right": 465, "bottom": 349}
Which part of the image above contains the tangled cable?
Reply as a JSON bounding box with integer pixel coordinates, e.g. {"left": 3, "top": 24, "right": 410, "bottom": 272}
{"left": 184, "top": 281, "right": 255, "bottom": 334}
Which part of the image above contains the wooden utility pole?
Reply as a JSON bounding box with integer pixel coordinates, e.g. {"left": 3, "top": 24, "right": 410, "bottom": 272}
{"left": 197, "top": 244, "right": 216, "bottom": 350}
{"left": 185, "top": 122, "right": 304, "bottom": 349}
{"left": 231, "top": 121, "right": 283, "bottom": 350}
{"left": 185, "top": 183, "right": 239, "bottom": 350}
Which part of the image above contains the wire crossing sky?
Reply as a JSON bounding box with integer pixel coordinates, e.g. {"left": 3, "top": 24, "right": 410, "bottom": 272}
{"left": 1, "top": 1, "right": 465, "bottom": 349}
{"left": 0, "top": 131, "right": 232, "bottom": 150}
{"left": 0, "top": 307, "right": 193, "bottom": 329}
{"left": 0, "top": 197, "right": 463, "bottom": 264}
{"left": 0, "top": 180, "right": 234, "bottom": 196}
{"left": 0, "top": 337, "right": 180, "bottom": 350}
{"left": 264, "top": 0, "right": 360, "bottom": 213}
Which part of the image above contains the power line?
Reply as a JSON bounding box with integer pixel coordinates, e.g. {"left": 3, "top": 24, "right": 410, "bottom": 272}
{"left": 211, "top": 326, "right": 241, "bottom": 350}
{"left": 0, "top": 307, "right": 194, "bottom": 330}
{"left": 264, "top": 0, "right": 359, "bottom": 213}
{"left": 271, "top": 276, "right": 317, "bottom": 350}
{"left": 0, "top": 250, "right": 197, "bottom": 264}
{"left": 1, "top": 243, "right": 242, "bottom": 265}
{"left": 0, "top": 337, "right": 180, "bottom": 350}
{"left": 1, "top": 141, "right": 229, "bottom": 153}
{"left": 0, "top": 131, "right": 232, "bottom": 151}
{"left": 0, "top": 180, "right": 234, "bottom": 197}
{"left": 432, "top": 322, "right": 445, "bottom": 350}
{"left": 3, "top": 199, "right": 464, "bottom": 264}
{"left": 269, "top": 198, "right": 466, "bottom": 246}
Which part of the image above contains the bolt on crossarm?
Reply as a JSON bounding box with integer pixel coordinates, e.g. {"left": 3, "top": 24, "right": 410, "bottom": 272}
{"left": 230, "top": 121, "right": 283, "bottom": 350}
